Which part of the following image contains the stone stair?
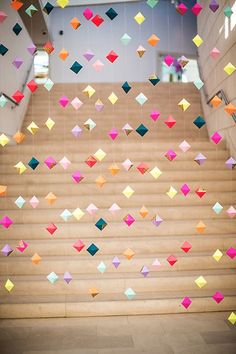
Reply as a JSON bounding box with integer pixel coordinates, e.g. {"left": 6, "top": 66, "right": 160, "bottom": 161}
{"left": 0, "top": 82, "right": 235, "bottom": 318}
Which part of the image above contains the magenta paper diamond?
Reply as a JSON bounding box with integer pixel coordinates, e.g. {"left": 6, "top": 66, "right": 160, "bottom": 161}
{"left": 212, "top": 291, "right": 224, "bottom": 304}
{"left": 150, "top": 109, "right": 160, "bottom": 121}
{"left": 181, "top": 297, "right": 192, "bottom": 309}
{"left": 108, "top": 128, "right": 118, "bottom": 140}
{"left": 164, "top": 55, "right": 174, "bottom": 66}
{"left": 177, "top": 3, "right": 188, "bottom": 15}
{"left": 16, "top": 240, "right": 28, "bottom": 253}
{"left": 83, "top": 50, "right": 95, "bottom": 61}
{"left": 194, "top": 153, "right": 207, "bottom": 165}
{"left": 211, "top": 132, "right": 222, "bottom": 144}
{"left": 165, "top": 149, "right": 177, "bottom": 161}
{"left": 1, "top": 244, "right": 13, "bottom": 257}
{"left": 64, "top": 271, "right": 72, "bottom": 284}
{"left": 59, "top": 96, "right": 69, "bottom": 108}
{"left": 71, "top": 125, "right": 82, "bottom": 138}
{"left": 27, "top": 43, "right": 37, "bottom": 55}
{"left": 44, "top": 156, "right": 57, "bottom": 169}
{"left": 152, "top": 215, "right": 163, "bottom": 227}
{"left": 227, "top": 206, "right": 236, "bottom": 218}
{"left": 191, "top": 3, "right": 202, "bottom": 16}
{"left": 123, "top": 214, "right": 135, "bottom": 226}
{"left": 140, "top": 265, "right": 149, "bottom": 277}
{"left": 112, "top": 256, "right": 120, "bottom": 268}
{"left": 72, "top": 171, "right": 84, "bottom": 183}
{"left": 83, "top": 8, "right": 93, "bottom": 20}
{"left": 225, "top": 157, "right": 236, "bottom": 170}
{"left": 0, "top": 216, "right": 13, "bottom": 229}
{"left": 12, "top": 58, "right": 23, "bottom": 69}
{"left": 226, "top": 247, "right": 236, "bottom": 259}
{"left": 181, "top": 183, "right": 190, "bottom": 196}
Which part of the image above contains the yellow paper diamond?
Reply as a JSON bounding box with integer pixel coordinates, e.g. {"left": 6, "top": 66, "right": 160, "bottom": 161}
{"left": 166, "top": 186, "right": 177, "bottom": 199}
{"left": 27, "top": 121, "right": 39, "bottom": 135}
{"left": 178, "top": 98, "right": 190, "bottom": 112}
{"left": 192, "top": 34, "right": 203, "bottom": 47}
{"left": 150, "top": 167, "right": 162, "bottom": 179}
{"left": 0, "top": 133, "right": 10, "bottom": 147}
{"left": 83, "top": 85, "right": 95, "bottom": 98}
{"left": 5, "top": 279, "right": 14, "bottom": 292}
{"left": 224, "top": 62, "right": 236, "bottom": 76}
{"left": 45, "top": 118, "right": 55, "bottom": 130}
{"left": 134, "top": 12, "right": 145, "bottom": 25}
{"left": 73, "top": 208, "right": 85, "bottom": 221}
{"left": 212, "top": 249, "right": 223, "bottom": 262}
{"left": 95, "top": 175, "right": 106, "bottom": 188}
{"left": 14, "top": 161, "right": 27, "bottom": 174}
{"left": 228, "top": 312, "right": 236, "bottom": 325}
{"left": 122, "top": 185, "right": 134, "bottom": 198}
{"left": 108, "top": 92, "right": 118, "bottom": 105}
{"left": 195, "top": 276, "right": 207, "bottom": 288}
{"left": 56, "top": 0, "right": 69, "bottom": 8}
{"left": 94, "top": 149, "right": 106, "bottom": 161}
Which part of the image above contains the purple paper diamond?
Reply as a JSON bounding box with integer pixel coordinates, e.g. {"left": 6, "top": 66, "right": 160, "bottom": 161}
{"left": 1, "top": 244, "right": 13, "bottom": 256}
{"left": 225, "top": 157, "right": 236, "bottom": 170}
{"left": 27, "top": 43, "right": 37, "bottom": 55}
{"left": 12, "top": 58, "right": 23, "bottom": 69}
{"left": 209, "top": 0, "right": 219, "bottom": 12}
{"left": 71, "top": 125, "right": 82, "bottom": 138}
{"left": 140, "top": 265, "right": 149, "bottom": 277}
{"left": 64, "top": 271, "right": 72, "bottom": 284}
{"left": 112, "top": 256, "right": 120, "bottom": 268}
{"left": 83, "top": 50, "right": 95, "bottom": 62}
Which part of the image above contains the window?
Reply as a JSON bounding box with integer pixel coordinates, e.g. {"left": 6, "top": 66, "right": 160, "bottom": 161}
{"left": 34, "top": 50, "right": 49, "bottom": 84}
{"left": 160, "top": 55, "right": 200, "bottom": 83}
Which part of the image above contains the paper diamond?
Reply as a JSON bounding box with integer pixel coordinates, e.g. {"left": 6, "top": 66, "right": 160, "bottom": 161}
{"left": 176, "top": 3, "right": 188, "bottom": 15}
{"left": 44, "top": 78, "right": 54, "bottom": 91}
{"left": 29, "top": 197, "right": 39, "bottom": 209}
{"left": 27, "top": 121, "right": 39, "bottom": 135}
{"left": 97, "top": 261, "right": 106, "bottom": 273}
{"left": 13, "top": 131, "right": 25, "bottom": 144}
{"left": 150, "top": 110, "right": 160, "bottom": 121}
{"left": 136, "top": 45, "right": 146, "bottom": 58}
{"left": 73, "top": 208, "right": 85, "bottom": 221}
{"left": 70, "top": 97, "right": 83, "bottom": 111}
{"left": 94, "top": 149, "right": 106, "bottom": 161}
{"left": 122, "top": 123, "right": 133, "bottom": 136}
{"left": 70, "top": 17, "right": 80, "bottom": 29}
{"left": 124, "top": 288, "right": 136, "bottom": 300}
{"left": 211, "top": 47, "right": 220, "bottom": 59}
{"left": 137, "top": 162, "right": 149, "bottom": 174}
{"left": 0, "top": 216, "right": 13, "bottom": 229}
{"left": 211, "top": 132, "right": 222, "bottom": 144}
{"left": 1, "top": 244, "right": 13, "bottom": 257}
{"left": 134, "top": 12, "right": 145, "bottom": 25}
{"left": 195, "top": 188, "right": 206, "bottom": 198}
{"left": 191, "top": 3, "right": 202, "bottom": 16}
{"left": 112, "top": 256, "right": 120, "bottom": 268}
{"left": 43, "top": 41, "right": 54, "bottom": 55}
{"left": 85, "top": 155, "right": 97, "bottom": 168}
{"left": 60, "top": 209, "right": 72, "bottom": 221}
{"left": 213, "top": 249, "right": 223, "bottom": 262}
{"left": 59, "top": 96, "right": 69, "bottom": 107}
{"left": 122, "top": 159, "right": 133, "bottom": 171}
{"left": 47, "top": 272, "right": 59, "bottom": 284}
{"left": 0, "top": 94, "right": 8, "bottom": 108}
{"left": 194, "top": 153, "right": 207, "bottom": 166}
{"left": 0, "top": 134, "right": 9, "bottom": 147}
{"left": 44, "top": 156, "right": 57, "bottom": 169}
{"left": 123, "top": 214, "right": 135, "bottom": 227}
{"left": 14, "top": 161, "right": 27, "bottom": 174}
{"left": 71, "top": 125, "right": 82, "bottom": 138}
{"left": 109, "top": 203, "right": 120, "bottom": 214}
{"left": 164, "top": 115, "right": 176, "bottom": 128}
{"left": 105, "top": 8, "right": 118, "bottom": 20}
{"left": 192, "top": 34, "right": 203, "bottom": 47}
{"left": 0, "top": 11, "right": 7, "bottom": 23}
{"left": 136, "top": 93, "right": 148, "bottom": 105}
{"left": 46, "top": 223, "right": 57, "bottom": 235}
{"left": 123, "top": 248, "right": 135, "bottom": 260}
{"left": 108, "top": 128, "right": 118, "bottom": 140}
{"left": 0, "top": 185, "right": 7, "bottom": 196}
{"left": 195, "top": 275, "right": 207, "bottom": 288}
{"left": 12, "top": 58, "right": 23, "bottom": 69}
{"left": 196, "top": 220, "right": 206, "bottom": 233}
{"left": 83, "top": 8, "right": 93, "bottom": 20}
{"left": 181, "top": 297, "right": 192, "bottom": 309}
{"left": 149, "top": 74, "right": 160, "bottom": 86}
{"left": 108, "top": 92, "right": 118, "bottom": 105}
{"left": 12, "top": 90, "right": 24, "bottom": 103}
{"left": 27, "top": 43, "right": 36, "bottom": 55}
{"left": 140, "top": 265, "right": 149, "bottom": 277}
{"left": 43, "top": 2, "right": 54, "bottom": 15}
{"left": 225, "top": 103, "right": 236, "bottom": 116}
{"left": 179, "top": 140, "right": 191, "bottom": 152}
{"left": 72, "top": 171, "right": 84, "bottom": 183}
{"left": 212, "top": 202, "right": 223, "bottom": 214}
{"left": 59, "top": 48, "right": 69, "bottom": 61}
{"left": 91, "top": 14, "right": 104, "bottom": 27}
{"left": 178, "top": 55, "right": 189, "bottom": 68}
{"left": 136, "top": 124, "right": 148, "bottom": 137}
{"left": 147, "top": 34, "right": 160, "bottom": 46}
{"left": 178, "top": 98, "right": 190, "bottom": 111}
{"left": 152, "top": 214, "right": 163, "bottom": 227}
{"left": 31, "top": 253, "right": 41, "bottom": 265}
{"left": 181, "top": 241, "right": 192, "bottom": 253}
{"left": 87, "top": 243, "right": 99, "bottom": 256}
{"left": 95, "top": 99, "right": 104, "bottom": 112}
{"left": 167, "top": 255, "right": 177, "bottom": 266}
{"left": 165, "top": 149, "right": 177, "bottom": 161}
{"left": 226, "top": 247, "right": 236, "bottom": 259}
{"left": 226, "top": 206, "right": 236, "bottom": 218}
{"left": 5, "top": 279, "right": 14, "bottom": 292}
{"left": 0, "top": 44, "right": 8, "bottom": 56}
{"left": 213, "top": 291, "right": 224, "bottom": 303}
{"left": 59, "top": 156, "right": 71, "bottom": 170}
{"left": 16, "top": 240, "right": 28, "bottom": 253}
{"left": 224, "top": 63, "right": 235, "bottom": 75}
{"left": 228, "top": 312, "right": 236, "bottom": 325}
{"left": 57, "top": 0, "right": 69, "bottom": 8}
{"left": 25, "top": 5, "right": 38, "bottom": 17}
{"left": 83, "top": 85, "right": 95, "bottom": 98}
{"left": 15, "top": 196, "right": 25, "bottom": 209}
{"left": 209, "top": 0, "right": 219, "bottom": 12}
{"left": 86, "top": 203, "right": 98, "bottom": 215}
{"left": 11, "top": 1, "right": 24, "bottom": 11}
{"left": 95, "top": 175, "right": 106, "bottom": 188}
{"left": 73, "top": 240, "right": 85, "bottom": 252}
{"left": 194, "top": 79, "right": 204, "bottom": 90}
{"left": 225, "top": 157, "right": 236, "bottom": 170}
{"left": 150, "top": 167, "right": 162, "bottom": 179}
{"left": 93, "top": 60, "right": 104, "bottom": 72}
{"left": 44, "top": 192, "right": 56, "bottom": 206}
{"left": 106, "top": 50, "right": 118, "bottom": 63}
{"left": 122, "top": 185, "right": 134, "bottom": 198}
{"left": 64, "top": 272, "right": 72, "bottom": 284}
{"left": 193, "top": 116, "right": 205, "bottom": 128}
{"left": 147, "top": 0, "right": 158, "bottom": 8}
{"left": 84, "top": 118, "right": 96, "bottom": 131}
{"left": 45, "top": 117, "right": 55, "bottom": 130}
{"left": 224, "top": 6, "right": 233, "bottom": 18}
{"left": 89, "top": 287, "right": 99, "bottom": 297}
{"left": 181, "top": 183, "right": 190, "bottom": 196}
{"left": 120, "top": 33, "right": 131, "bottom": 45}
{"left": 164, "top": 55, "right": 174, "bottom": 67}
{"left": 166, "top": 186, "right": 177, "bottom": 199}
{"left": 83, "top": 50, "right": 94, "bottom": 61}
{"left": 122, "top": 81, "right": 131, "bottom": 93}
{"left": 152, "top": 258, "right": 161, "bottom": 268}
{"left": 108, "top": 163, "right": 120, "bottom": 176}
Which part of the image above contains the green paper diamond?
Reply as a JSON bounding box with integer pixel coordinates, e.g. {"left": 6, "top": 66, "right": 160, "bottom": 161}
{"left": 25, "top": 5, "right": 38, "bottom": 17}
{"left": 87, "top": 243, "right": 99, "bottom": 256}
{"left": 0, "top": 95, "right": 8, "bottom": 108}
{"left": 70, "top": 61, "right": 83, "bottom": 74}
{"left": 97, "top": 261, "right": 106, "bottom": 273}
{"left": 136, "top": 124, "right": 148, "bottom": 137}
{"left": 95, "top": 218, "right": 107, "bottom": 230}
{"left": 224, "top": 6, "right": 233, "bottom": 18}
{"left": 193, "top": 116, "right": 206, "bottom": 129}
{"left": 146, "top": 0, "right": 158, "bottom": 9}
{"left": 122, "top": 81, "right": 131, "bottom": 93}
{"left": 44, "top": 79, "right": 54, "bottom": 91}
{"left": 121, "top": 33, "right": 132, "bottom": 45}
{"left": 28, "top": 157, "right": 39, "bottom": 170}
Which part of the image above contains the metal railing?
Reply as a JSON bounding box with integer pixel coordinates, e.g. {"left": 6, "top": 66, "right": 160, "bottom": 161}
{"left": 207, "top": 89, "right": 236, "bottom": 124}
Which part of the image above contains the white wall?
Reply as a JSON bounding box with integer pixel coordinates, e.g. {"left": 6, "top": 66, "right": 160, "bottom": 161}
{"left": 50, "top": 0, "right": 197, "bottom": 83}
{"left": 0, "top": 0, "right": 34, "bottom": 137}
{"left": 198, "top": 0, "right": 236, "bottom": 157}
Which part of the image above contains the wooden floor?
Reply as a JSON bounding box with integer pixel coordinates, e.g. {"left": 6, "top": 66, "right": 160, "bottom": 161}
{"left": 0, "top": 312, "right": 236, "bottom": 354}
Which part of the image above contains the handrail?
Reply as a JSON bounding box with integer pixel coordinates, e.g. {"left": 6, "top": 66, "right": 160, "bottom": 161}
{"left": 0, "top": 92, "right": 19, "bottom": 106}
{"left": 207, "top": 89, "right": 236, "bottom": 123}
{"left": 21, "top": 59, "right": 34, "bottom": 93}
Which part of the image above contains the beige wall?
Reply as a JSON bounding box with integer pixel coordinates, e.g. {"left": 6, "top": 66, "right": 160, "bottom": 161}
{"left": 197, "top": 0, "right": 236, "bottom": 157}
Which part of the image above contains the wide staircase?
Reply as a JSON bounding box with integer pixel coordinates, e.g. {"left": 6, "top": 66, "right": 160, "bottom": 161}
{"left": 0, "top": 82, "right": 235, "bottom": 318}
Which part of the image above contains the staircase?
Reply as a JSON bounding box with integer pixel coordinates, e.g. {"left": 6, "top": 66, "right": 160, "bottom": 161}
{"left": 0, "top": 82, "right": 235, "bottom": 318}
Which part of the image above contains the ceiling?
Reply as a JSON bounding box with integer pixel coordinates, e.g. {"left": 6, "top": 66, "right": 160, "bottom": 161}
{"left": 53, "top": 0, "right": 140, "bottom": 6}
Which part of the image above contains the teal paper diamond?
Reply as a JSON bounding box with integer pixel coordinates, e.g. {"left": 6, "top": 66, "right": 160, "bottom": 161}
{"left": 0, "top": 95, "right": 8, "bottom": 108}
{"left": 15, "top": 196, "right": 25, "bottom": 209}
{"left": 87, "top": 243, "right": 99, "bottom": 256}
{"left": 224, "top": 6, "right": 233, "bottom": 18}
{"left": 124, "top": 287, "right": 136, "bottom": 300}
{"left": 122, "top": 81, "right": 131, "bottom": 93}
{"left": 47, "top": 272, "right": 59, "bottom": 284}
{"left": 212, "top": 202, "right": 223, "bottom": 214}
{"left": 70, "top": 61, "right": 83, "bottom": 74}
{"left": 28, "top": 157, "right": 39, "bottom": 170}
{"left": 135, "top": 93, "right": 148, "bottom": 105}
{"left": 193, "top": 116, "right": 206, "bottom": 129}
{"left": 105, "top": 8, "right": 118, "bottom": 20}
{"left": 0, "top": 44, "right": 8, "bottom": 56}
{"left": 194, "top": 79, "right": 204, "bottom": 90}
{"left": 25, "top": 5, "right": 38, "bottom": 17}
{"left": 149, "top": 75, "right": 160, "bottom": 86}
{"left": 12, "top": 23, "right": 22, "bottom": 36}
{"left": 97, "top": 261, "right": 106, "bottom": 273}
{"left": 136, "top": 124, "right": 148, "bottom": 137}
{"left": 44, "top": 79, "right": 54, "bottom": 91}
{"left": 60, "top": 209, "right": 72, "bottom": 221}
{"left": 43, "top": 2, "right": 54, "bottom": 15}
{"left": 95, "top": 218, "right": 107, "bottom": 230}
{"left": 147, "top": 0, "right": 158, "bottom": 8}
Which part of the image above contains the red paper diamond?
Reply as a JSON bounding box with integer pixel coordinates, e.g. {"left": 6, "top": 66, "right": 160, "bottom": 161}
{"left": 137, "top": 162, "right": 149, "bottom": 174}
{"left": 46, "top": 223, "right": 57, "bottom": 235}
{"left": 167, "top": 255, "right": 177, "bottom": 266}
{"left": 27, "top": 80, "right": 38, "bottom": 93}
{"left": 85, "top": 156, "right": 97, "bottom": 168}
{"left": 12, "top": 90, "right": 24, "bottom": 103}
{"left": 91, "top": 14, "right": 104, "bottom": 27}
{"left": 106, "top": 50, "right": 118, "bottom": 63}
{"left": 73, "top": 239, "right": 85, "bottom": 252}
{"left": 44, "top": 41, "right": 54, "bottom": 54}
{"left": 181, "top": 241, "right": 192, "bottom": 253}
{"left": 195, "top": 188, "right": 206, "bottom": 198}
{"left": 164, "top": 115, "right": 176, "bottom": 128}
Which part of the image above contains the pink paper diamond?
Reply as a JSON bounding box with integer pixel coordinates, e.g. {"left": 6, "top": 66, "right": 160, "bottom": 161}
{"left": 0, "top": 11, "right": 7, "bottom": 23}
{"left": 123, "top": 214, "right": 135, "bottom": 226}
{"left": 226, "top": 206, "right": 236, "bottom": 218}
{"left": 72, "top": 171, "right": 84, "bottom": 183}
{"left": 191, "top": 3, "right": 202, "bottom": 16}
{"left": 108, "top": 128, "right": 118, "bottom": 140}
{"left": 59, "top": 156, "right": 71, "bottom": 170}
{"left": 150, "top": 109, "right": 160, "bottom": 121}
{"left": 30, "top": 196, "right": 39, "bottom": 208}
{"left": 164, "top": 55, "right": 174, "bottom": 67}
{"left": 176, "top": 3, "right": 188, "bottom": 15}
{"left": 165, "top": 149, "right": 177, "bottom": 161}
{"left": 44, "top": 156, "right": 57, "bottom": 169}
{"left": 212, "top": 291, "right": 224, "bottom": 304}
{"left": 211, "top": 132, "right": 222, "bottom": 144}
{"left": 152, "top": 258, "right": 161, "bottom": 268}
{"left": 210, "top": 47, "right": 220, "bottom": 59}
{"left": 71, "top": 97, "right": 83, "bottom": 110}
{"left": 0, "top": 216, "right": 13, "bottom": 229}
{"left": 181, "top": 297, "right": 192, "bottom": 309}
{"left": 86, "top": 203, "right": 98, "bottom": 215}
{"left": 59, "top": 96, "right": 69, "bottom": 108}
{"left": 179, "top": 140, "right": 191, "bottom": 152}
{"left": 83, "top": 8, "right": 93, "bottom": 20}
{"left": 181, "top": 183, "right": 190, "bottom": 196}
{"left": 226, "top": 247, "right": 236, "bottom": 259}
